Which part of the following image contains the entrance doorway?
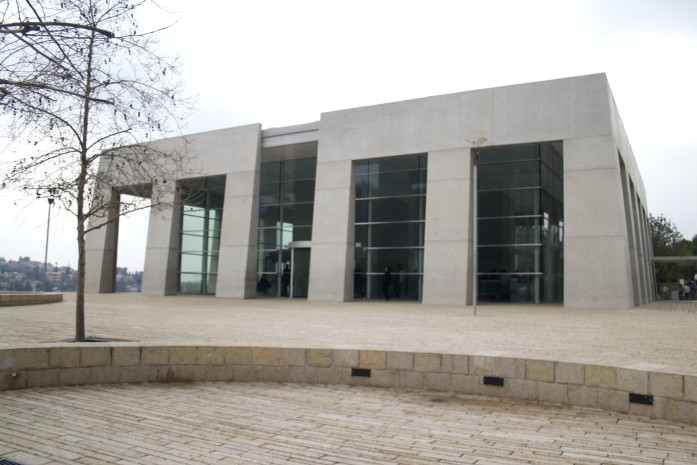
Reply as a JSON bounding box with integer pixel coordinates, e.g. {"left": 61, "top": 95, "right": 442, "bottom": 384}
{"left": 289, "top": 241, "right": 311, "bottom": 298}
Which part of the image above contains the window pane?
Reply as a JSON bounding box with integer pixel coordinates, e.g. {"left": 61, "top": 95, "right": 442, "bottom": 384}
{"left": 260, "top": 162, "right": 280, "bottom": 183}
{"left": 179, "top": 273, "right": 203, "bottom": 294}
{"left": 356, "top": 196, "right": 426, "bottom": 223}
{"left": 258, "top": 206, "right": 279, "bottom": 228}
{"left": 181, "top": 233, "right": 205, "bottom": 253}
{"left": 362, "top": 248, "right": 423, "bottom": 274}
{"left": 180, "top": 253, "right": 205, "bottom": 273}
{"left": 368, "top": 170, "right": 426, "bottom": 197}
{"left": 259, "top": 182, "right": 280, "bottom": 205}
{"left": 478, "top": 245, "right": 541, "bottom": 273}
{"left": 478, "top": 217, "right": 541, "bottom": 245}
{"left": 281, "top": 179, "right": 315, "bottom": 204}
{"left": 478, "top": 144, "right": 540, "bottom": 164}
{"left": 281, "top": 203, "right": 314, "bottom": 227}
{"left": 257, "top": 250, "right": 279, "bottom": 273}
{"left": 479, "top": 188, "right": 540, "bottom": 218}
{"left": 479, "top": 160, "right": 540, "bottom": 190}
{"left": 282, "top": 158, "right": 316, "bottom": 181}
{"left": 355, "top": 222, "right": 424, "bottom": 248}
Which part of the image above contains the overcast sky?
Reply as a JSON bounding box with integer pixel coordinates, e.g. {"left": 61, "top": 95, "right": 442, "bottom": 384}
{"left": 1, "top": 0, "right": 696, "bottom": 271}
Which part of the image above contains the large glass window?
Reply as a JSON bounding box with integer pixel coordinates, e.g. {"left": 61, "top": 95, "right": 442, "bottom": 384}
{"left": 476, "top": 142, "right": 563, "bottom": 303}
{"left": 177, "top": 176, "right": 226, "bottom": 294}
{"left": 354, "top": 153, "right": 427, "bottom": 301}
{"left": 257, "top": 158, "right": 316, "bottom": 296}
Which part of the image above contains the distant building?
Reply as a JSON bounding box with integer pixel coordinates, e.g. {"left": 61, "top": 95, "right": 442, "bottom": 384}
{"left": 86, "top": 74, "right": 654, "bottom": 308}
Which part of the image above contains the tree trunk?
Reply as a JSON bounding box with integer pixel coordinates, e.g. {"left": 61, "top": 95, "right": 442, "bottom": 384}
{"left": 75, "top": 29, "right": 97, "bottom": 343}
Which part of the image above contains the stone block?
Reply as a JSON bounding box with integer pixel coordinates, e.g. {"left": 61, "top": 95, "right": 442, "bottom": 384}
{"left": 509, "top": 379, "right": 538, "bottom": 401}
{"left": 662, "top": 398, "right": 697, "bottom": 426}
{"left": 224, "top": 347, "right": 252, "bottom": 365}
{"left": 452, "top": 374, "right": 479, "bottom": 394}
{"left": 332, "top": 350, "right": 359, "bottom": 368}
{"left": 169, "top": 347, "right": 198, "bottom": 365}
{"left": 424, "top": 372, "right": 451, "bottom": 392}
{"left": 141, "top": 346, "right": 169, "bottom": 365}
{"left": 119, "top": 366, "right": 148, "bottom": 383}
{"left": 307, "top": 349, "right": 332, "bottom": 367}
{"left": 197, "top": 347, "right": 225, "bottom": 365}
{"left": 0, "top": 368, "right": 27, "bottom": 390}
{"left": 156, "top": 365, "right": 197, "bottom": 382}
{"left": 585, "top": 365, "right": 616, "bottom": 389}
{"left": 112, "top": 347, "right": 141, "bottom": 366}
{"left": 80, "top": 347, "right": 110, "bottom": 367}
{"left": 598, "top": 388, "right": 629, "bottom": 413}
{"left": 256, "top": 366, "right": 289, "bottom": 384}
{"left": 684, "top": 375, "right": 697, "bottom": 402}
{"left": 288, "top": 366, "right": 318, "bottom": 384}
{"left": 230, "top": 365, "right": 257, "bottom": 382}
{"left": 359, "top": 350, "right": 386, "bottom": 369}
{"left": 27, "top": 368, "right": 60, "bottom": 388}
{"left": 398, "top": 370, "right": 424, "bottom": 390}
{"left": 538, "top": 382, "right": 567, "bottom": 405}
{"left": 58, "top": 367, "right": 92, "bottom": 386}
{"left": 251, "top": 347, "right": 280, "bottom": 366}
{"left": 414, "top": 353, "right": 441, "bottom": 372}
{"left": 386, "top": 352, "right": 413, "bottom": 370}
{"left": 526, "top": 360, "right": 555, "bottom": 382}
{"left": 568, "top": 385, "right": 599, "bottom": 408}
{"left": 0, "top": 350, "right": 14, "bottom": 370}
{"left": 616, "top": 368, "right": 648, "bottom": 393}
{"left": 13, "top": 348, "right": 49, "bottom": 369}
{"left": 315, "top": 367, "right": 347, "bottom": 385}
{"left": 649, "top": 372, "right": 683, "bottom": 398}
{"left": 470, "top": 356, "right": 525, "bottom": 379}
{"left": 49, "top": 347, "right": 80, "bottom": 368}
{"left": 89, "top": 367, "right": 122, "bottom": 385}
{"left": 370, "top": 369, "right": 398, "bottom": 388}
{"left": 206, "top": 365, "right": 235, "bottom": 382}
{"left": 447, "top": 354, "right": 469, "bottom": 374}
{"left": 556, "top": 362, "right": 584, "bottom": 385}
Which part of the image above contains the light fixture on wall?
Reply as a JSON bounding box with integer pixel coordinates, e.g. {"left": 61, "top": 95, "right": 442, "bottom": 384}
{"left": 470, "top": 137, "right": 488, "bottom": 316}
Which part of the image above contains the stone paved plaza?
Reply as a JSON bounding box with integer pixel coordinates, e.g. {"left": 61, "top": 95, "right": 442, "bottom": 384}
{"left": 1, "top": 294, "right": 697, "bottom": 464}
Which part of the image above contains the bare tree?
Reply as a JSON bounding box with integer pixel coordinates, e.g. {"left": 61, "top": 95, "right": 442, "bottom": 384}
{"left": 0, "top": 0, "right": 192, "bottom": 341}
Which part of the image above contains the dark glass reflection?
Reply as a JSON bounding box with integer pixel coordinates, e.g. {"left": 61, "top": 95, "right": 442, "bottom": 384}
{"left": 476, "top": 142, "right": 563, "bottom": 303}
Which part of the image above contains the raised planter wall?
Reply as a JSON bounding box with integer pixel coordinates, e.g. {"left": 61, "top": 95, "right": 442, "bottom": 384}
{"left": 1, "top": 345, "right": 695, "bottom": 426}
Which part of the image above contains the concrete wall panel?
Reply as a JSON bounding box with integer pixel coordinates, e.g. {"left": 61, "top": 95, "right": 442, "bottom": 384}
{"left": 423, "top": 148, "right": 473, "bottom": 305}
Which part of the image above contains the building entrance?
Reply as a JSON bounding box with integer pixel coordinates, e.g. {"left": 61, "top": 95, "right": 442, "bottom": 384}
{"left": 289, "top": 242, "right": 311, "bottom": 298}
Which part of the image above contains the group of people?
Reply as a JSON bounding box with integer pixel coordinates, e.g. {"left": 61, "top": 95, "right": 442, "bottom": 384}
{"left": 662, "top": 275, "right": 697, "bottom": 300}
{"left": 678, "top": 276, "right": 697, "bottom": 300}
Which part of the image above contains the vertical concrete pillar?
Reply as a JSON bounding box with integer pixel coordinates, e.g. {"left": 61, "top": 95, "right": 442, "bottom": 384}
{"left": 216, "top": 166, "right": 261, "bottom": 299}
{"left": 141, "top": 188, "right": 180, "bottom": 295}
{"left": 84, "top": 189, "right": 120, "bottom": 293}
{"left": 308, "top": 159, "right": 354, "bottom": 302}
{"left": 422, "top": 148, "right": 473, "bottom": 305}
{"left": 563, "top": 136, "right": 634, "bottom": 308}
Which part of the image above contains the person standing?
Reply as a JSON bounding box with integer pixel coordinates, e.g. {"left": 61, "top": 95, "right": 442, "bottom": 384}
{"left": 382, "top": 266, "right": 392, "bottom": 301}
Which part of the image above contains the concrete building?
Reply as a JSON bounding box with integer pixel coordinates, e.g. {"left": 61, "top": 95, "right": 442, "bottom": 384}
{"left": 85, "top": 73, "right": 655, "bottom": 308}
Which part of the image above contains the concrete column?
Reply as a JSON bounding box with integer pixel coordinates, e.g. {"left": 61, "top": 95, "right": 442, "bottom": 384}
{"left": 308, "top": 159, "right": 354, "bottom": 302}
{"left": 141, "top": 188, "right": 180, "bottom": 295}
{"left": 216, "top": 167, "right": 260, "bottom": 299}
{"left": 422, "top": 148, "right": 473, "bottom": 305}
{"left": 84, "top": 189, "right": 120, "bottom": 293}
{"left": 563, "top": 136, "right": 634, "bottom": 308}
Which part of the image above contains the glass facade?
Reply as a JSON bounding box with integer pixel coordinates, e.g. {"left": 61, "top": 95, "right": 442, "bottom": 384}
{"left": 177, "top": 176, "right": 226, "bottom": 294}
{"left": 257, "top": 158, "right": 316, "bottom": 297}
{"left": 354, "top": 154, "right": 427, "bottom": 300}
{"left": 476, "top": 142, "right": 563, "bottom": 303}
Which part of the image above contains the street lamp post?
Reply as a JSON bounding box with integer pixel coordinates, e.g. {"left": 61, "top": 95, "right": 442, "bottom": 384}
{"left": 42, "top": 197, "right": 55, "bottom": 292}
{"left": 470, "top": 137, "right": 487, "bottom": 317}
{"left": 473, "top": 151, "right": 479, "bottom": 317}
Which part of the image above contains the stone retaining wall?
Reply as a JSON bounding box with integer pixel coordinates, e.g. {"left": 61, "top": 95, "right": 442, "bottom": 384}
{"left": 0, "top": 292, "right": 63, "bottom": 306}
{"left": 1, "top": 345, "right": 695, "bottom": 426}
